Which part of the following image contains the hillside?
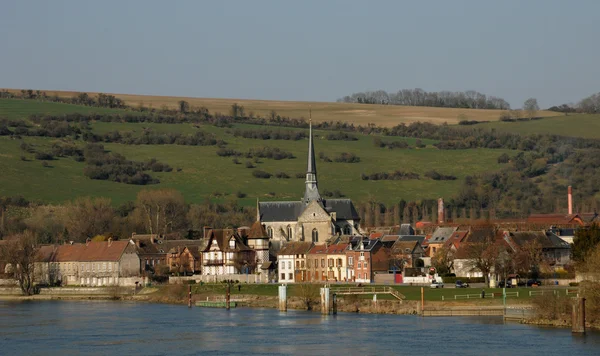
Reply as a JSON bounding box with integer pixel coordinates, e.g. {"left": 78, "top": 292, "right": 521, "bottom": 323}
{"left": 1, "top": 89, "right": 559, "bottom": 127}
{"left": 0, "top": 98, "right": 514, "bottom": 206}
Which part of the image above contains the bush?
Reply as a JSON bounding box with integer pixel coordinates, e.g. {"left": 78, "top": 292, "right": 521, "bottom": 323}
{"left": 497, "top": 153, "right": 510, "bottom": 164}
{"left": 34, "top": 151, "right": 54, "bottom": 160}
{"left": 295, "top": 173, "right": 305, "bottom": 179}
{"left": 275, "top": 172, "right": 290, "bottom": 179}
{"left": 236, "top": 191, "right": 247, "bottom": 198}
{"left": 361, "top": 170, "right": 420, "bottom": 181}
{"left": 245, "top": 161, "right": 255, "bottom": 169}
{"left": 41, "top": 161, "right": 50, "bottom": 168}
{"left": 424, "top": 170, "right": 456, "bottom": 181}
{"left": 333, "top": 152, "right": 360, "bottom": 163}
{"left": 252, "top": 170, "right": 272, "bottom": 179}
{"left": 232, "top": 158, "right": 240, "bottom": 164}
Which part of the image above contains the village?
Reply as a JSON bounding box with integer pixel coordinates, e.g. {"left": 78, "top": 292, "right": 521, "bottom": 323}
{"left": 1, "top": 123, "right": 590, "bottom": 290}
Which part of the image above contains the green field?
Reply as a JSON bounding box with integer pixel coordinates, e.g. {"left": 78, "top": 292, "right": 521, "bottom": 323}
{"left": 468, "top": 113, "right": 600, "bottom": 138}
{"left": 0, "top": 98, "right": 516, "bottom": 205}
{"left": 0, "top": 98, "right": 128, "bottom": 120}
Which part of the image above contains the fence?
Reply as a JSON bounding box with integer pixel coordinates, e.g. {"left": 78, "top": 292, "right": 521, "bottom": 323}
{"left": 443, "top": 291, "right": 519, "bottom": 300}
{"left": 169, "top": 273, "right": 269, "bottom": 284}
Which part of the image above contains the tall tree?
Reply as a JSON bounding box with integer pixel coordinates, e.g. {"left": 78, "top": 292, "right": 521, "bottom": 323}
{"left": 0, "top": 231, "right": 38, "bottom": 295}
{"left": 572, "top": 224, "right": 600, "bottom": 262}
{"left": 460, "top": 237, "right": 500, "bottom": 286}
{"left": 135, "top": 189, "right": 186, "bottom": 237}
{"left": 523, "top": 98, "right": 540, "bottom": 119}
{"left": 63, "top": 197, "right": 114, "bottom": 242}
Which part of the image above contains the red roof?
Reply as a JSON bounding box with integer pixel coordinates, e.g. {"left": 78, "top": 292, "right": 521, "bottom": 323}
{"left": 527, "top": 214, "right": 583, "bottom": 226}
{"left": 52, "top": 241, "right": 132, "bottom": 262}
{"left": 369, "top": 232, "right": 383, "bottom": 240}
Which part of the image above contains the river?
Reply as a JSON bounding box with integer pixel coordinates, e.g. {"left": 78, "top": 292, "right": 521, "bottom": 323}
{"left": 0, "top": 301, "right": 598, "bottom": 355}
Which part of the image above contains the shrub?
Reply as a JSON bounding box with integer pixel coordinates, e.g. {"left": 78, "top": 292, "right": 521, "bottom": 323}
{"left": 232, "top": 158, "right": 240, "bottom": 164}
{"left": 424, "top": 170, "right": 456, "bottom": 181}
{"left": 497, "top": 153, "right": 510, "bottom": 164}
{"left": 245, "top": 161, "right": 255, "bottom": 169}
{"left": 236, "top": 191, "right": 247, "bottom": 198}
{"left": 275, "top": 172, "right": 290, "bottom": 179}
{"left": 252, "top": 170, "right": 272, "bottom": 179}
{"left": 333, "top": 152, "right": 360, "bottom": 163}
{"left": 295, "top": 173, "right": 305, "bottom": 179}
{"left": 361, "top": 170, "right": 420, "bottom": 181}
{"left": 34, "top": 151, "right": 54, "bottom": 160}
{"left": 41, "top": 161, "right": 50, "bottom": 168}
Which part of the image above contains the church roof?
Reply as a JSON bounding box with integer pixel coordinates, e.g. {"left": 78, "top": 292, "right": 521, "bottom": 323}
{"left": 259, "top": 199, "right": 360, "bottom": 222}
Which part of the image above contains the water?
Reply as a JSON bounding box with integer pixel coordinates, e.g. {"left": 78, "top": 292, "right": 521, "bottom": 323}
{"left": 1, "top": 301, "right": 599, "bottom": 356}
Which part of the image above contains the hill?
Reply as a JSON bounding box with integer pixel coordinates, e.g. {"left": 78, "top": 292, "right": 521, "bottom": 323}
{"left": 0, "top": 98, "right": 514, "bottom": 206}
{"left": 1, "top": 88, "right": 559, "bottom": 127}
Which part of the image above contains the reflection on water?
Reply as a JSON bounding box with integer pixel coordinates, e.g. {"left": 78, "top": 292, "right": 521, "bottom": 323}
{"left": 0, "top": 301, "right": 599, "bottom": 355}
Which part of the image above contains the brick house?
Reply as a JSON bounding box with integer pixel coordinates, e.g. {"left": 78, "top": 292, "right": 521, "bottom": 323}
{"left": 277, "top": 241, "right": 313, "bottom": 283}
{"left": 390, "top": 240, "right": 425, "bottom": 269}
{"left": 346, "top": 238, "right": 390, "bottom": 283}
{"left": 167, "top": 246, "right": 202, "bottom": 275}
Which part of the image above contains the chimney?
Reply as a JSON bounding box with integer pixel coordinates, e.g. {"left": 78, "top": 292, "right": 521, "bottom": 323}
{"left": 568, "top": 186, "right": 573, "bottom": 215}
{"left": 437, "top": 198, "right": 445, "bottom": 224}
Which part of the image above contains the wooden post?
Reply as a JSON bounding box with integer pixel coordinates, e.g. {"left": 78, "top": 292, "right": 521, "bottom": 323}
{"left": 226, "top": 284, "right": 231, "bottom": 310}
{"left": 188, "top": 284, "right": 192, "bottom": 308}
{"left": 421, "top": 287, "right": 424, "bottom": 315}
{"left": 320, "top": 287, "right": 330, "bottom": 315}
{"left": 278, "top": 284, "right": 287, "bottom": 312}
{"left": 332, "top": 293, "right": 337, "bottom": 315}
{"left": 572, "top": 297, "right": 586, "bottom": 334}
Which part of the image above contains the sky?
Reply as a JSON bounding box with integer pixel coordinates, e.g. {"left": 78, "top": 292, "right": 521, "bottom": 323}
{"left": 1, "top": 0, "right": 599, "bottom": 109}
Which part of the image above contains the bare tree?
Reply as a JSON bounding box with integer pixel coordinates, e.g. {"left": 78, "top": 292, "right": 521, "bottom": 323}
{"left": 460, "top": 237, "right": 500, "bottom": 286}
{"left": 431, "top": 245, "right": 455, "bottom": 275}
{"left": 523, "top": 98, "right": 540, "bottom": 119}
{"left": 178, "top": 100, "right": 190, "bottom": 113}
{"left": 63, "top": 197, "right": 114, "bottom": 242}
{"left": 296, "top": 283, "right": 321, "bottom": 310}
{"left": 135, "top": 189, "right": 186, "bottom": 237}
{"left": 0, "top": 232, "right": 38, "bottom": 295}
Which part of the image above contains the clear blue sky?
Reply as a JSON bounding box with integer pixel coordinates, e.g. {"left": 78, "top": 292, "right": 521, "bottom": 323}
{"left": 1, "top": 0, "right": 598, "bottom": 108}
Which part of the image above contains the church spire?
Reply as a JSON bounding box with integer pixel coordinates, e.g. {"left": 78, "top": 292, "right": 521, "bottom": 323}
{"left": 303, "top": 116, "right": 321, "bottom": 204}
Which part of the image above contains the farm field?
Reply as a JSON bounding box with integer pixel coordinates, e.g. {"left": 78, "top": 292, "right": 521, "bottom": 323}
{"left": 466, "top": 113, "right": 600, "bottom": 139}
{"left": 0, "top": 119, "right": 513, "bottom": 205}
{"left": 1, "top": 89, "right": 560, "bottom": 127}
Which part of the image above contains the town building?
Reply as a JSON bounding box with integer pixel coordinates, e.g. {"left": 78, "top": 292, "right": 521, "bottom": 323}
{"left": 201, "top": 228, "right": 254, "bottom": 276}
{"left": 346, "top": 238, "right": 390, "bottom": 283}
{"left": 277, "top": 241, "right": 313, "bottom": 283}
{"left": 257, "top": 121, "right": 361, "bottom": 245}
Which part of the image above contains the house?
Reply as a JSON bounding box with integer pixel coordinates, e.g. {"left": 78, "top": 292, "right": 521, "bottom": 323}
{"left": 245, "top": 221, "right": 271, "bottom": 265}
{"left": 306, "top": 242, "right": 349, "bottom": 282}
{"left": 201, "top": 228, "right": 254, "bottom": 275}
{"left": 346, "top": 237, "right": 390, "bottom": 283}
{"left": 277, "top": 241, "right": 313, "bottom": 283}
{"left": 452, "top": 226, "right": 500, "bottom": 279}
{"left": 427, "top": 226, "right": 458, "bottom": 257}
{"left": 390, "top": 240, "right": 425, "bottom": 269}
{"left": 39, "top": 239, "right": 140, "bottom": 286}
{"left": 132, "top": 234, "right": 206, "bottom": 276}
{"left": 167, "top": 245, "right": 202, "bottom": 275}
{"left": 504, "top": 230, "right": 572, "bottom": 268}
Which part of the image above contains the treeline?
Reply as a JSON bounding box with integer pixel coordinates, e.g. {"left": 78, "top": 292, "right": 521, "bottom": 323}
{"left": 548, "top": 92, "right": 600, "bottom": 114}
{"left": 216, "top": 146, "right": 295, "bottom": 160}
{"left": 0, "top": 90, "right": 126, "bottom": 109}
{"left": 232, "top": 128, "right": 306, "bottom": 141}
{"left": 0, "top": 190, "right": 255, "bottom": 244}
{"left": 361, "top": 171, "right": 420, "bottom": 181}
{"left": 86, "top": 129, "right": 225, "bottom": 147}
{"left": 373, "top": 137, "right": 425, "bottom": 149}
{"left": 338, "top": 89, "right": 510, "bottom": 110}
{"left": 319, "top": 152, "right": 361, "bottom": 163}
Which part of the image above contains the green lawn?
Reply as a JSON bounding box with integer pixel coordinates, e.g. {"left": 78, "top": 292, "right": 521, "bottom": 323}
{"left": 0, "top": 98, "right": 128, "bottom": 120}
{"left": 466, "top": 113, "right": 600, "bottom": 138}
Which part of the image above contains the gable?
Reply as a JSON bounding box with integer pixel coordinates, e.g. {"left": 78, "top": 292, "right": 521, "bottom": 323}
{"left": 298, "top": 200, "right": 332, "bottom": 222}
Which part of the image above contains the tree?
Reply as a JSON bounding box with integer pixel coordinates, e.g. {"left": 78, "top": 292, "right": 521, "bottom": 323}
{"left": 178, "top": 100, "right": 190, "bottom": 113}
{"left": 514, "top": 238, "right": 548, "bottom": 279}
{"left": 572, "top": 224, "right": 600, "bottom": 263}
{"left": 460, "top": 237, "right": 500, "bottom": 286}
{"left": 523, "top": 98, "right": 540, "bottom": 119}
{"left": 230, "top": 103, "right": 245, "bottom": 119}
{"left": 0, "top": 231, "right": 38, "bottom": 295}
{"left": 134, "top": 189, "right": 186, "bottom": 237}
{"left": 431, "top": 245, "right": 455, "bottom": 275}
{"left": 296, "top": 283, "right": 321, "bottom": 310}
{"left": 63, "top": 197, "right": 114, "bottom": 242}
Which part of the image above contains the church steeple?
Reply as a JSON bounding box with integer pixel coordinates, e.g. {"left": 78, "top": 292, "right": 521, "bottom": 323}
{"left": 303, "top": 118, "right": 321, "bottom": 204}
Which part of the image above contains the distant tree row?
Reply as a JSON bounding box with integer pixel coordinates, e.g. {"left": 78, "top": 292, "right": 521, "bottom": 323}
{"left": 338, "top": 88, "right": 510, "bottom": 110}
{"left": 216, "top": 146, "right": 295, "bottom": 160}
{"left": 548, "top": 92, "right": 600, "bottom": 114}
{"left": 0, "top": 90, "right": 125, "bottom": 109}
{"left": 318, "top": 152, "right": 361, "bottom": 163}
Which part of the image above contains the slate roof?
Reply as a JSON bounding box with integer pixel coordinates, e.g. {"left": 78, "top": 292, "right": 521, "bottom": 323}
{"left": 259, "top": 199, "right": 360, "bottom": 222}
{"left": 278, "top": 241, "right": 313, "bottom": 256}
{"left": 397, "top": 224, "right": 415, "bottom": 236}
{"left": 248, "top": 221, "right": 268, "bottom": 239}
{"left": 391, "top": 240, "right": 420, "bottom": 254}
{"left": 428, "top": 227, "right": 458, "bottom": 244}
{"left": 202, "top": 229, "right": 251, "bottom": 253}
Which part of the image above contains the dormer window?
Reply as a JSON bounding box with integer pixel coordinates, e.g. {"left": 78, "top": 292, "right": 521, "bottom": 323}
{"left": 229, "top": 239, "right": 235, "bottom": 249}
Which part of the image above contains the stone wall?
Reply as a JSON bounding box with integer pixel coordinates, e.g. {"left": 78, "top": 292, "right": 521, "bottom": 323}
{"left": 170, "top": 273, "right": 270, "bottom": 284}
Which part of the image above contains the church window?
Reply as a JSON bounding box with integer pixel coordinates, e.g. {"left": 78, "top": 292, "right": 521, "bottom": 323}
{"left": 312, "top": 229, "right": 318, "bottom": 243}
{"left": 267, "top": 227, "right": 273, "bottom": 238}
{"left": 287, "top": 226, "right": 292, "bottom": 240}
{"left": 344, "top": 225, "right": 352, "bottom": 235}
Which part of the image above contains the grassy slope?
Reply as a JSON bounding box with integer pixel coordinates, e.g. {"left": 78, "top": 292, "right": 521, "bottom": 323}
{"left": 0, "top": 98, "right": 516, "bottom": 206}
{"left": 1, "top": 89, "right": 559, "bottom": 127}
{"left": 467, "top": 113, "right": 600, "bottom": 138}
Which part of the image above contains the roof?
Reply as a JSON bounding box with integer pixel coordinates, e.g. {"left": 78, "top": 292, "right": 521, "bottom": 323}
{"left": 308, "top": 244, "right": 328, "bottom": 255}
{"left": 277, "top": 241, "right": 313, "bottom": 256}
{"left": 349, "top": 237, "right": 380, "bottom": 252}
{"left": 466, "top": 226, "right": 498, "bottom": 243}
{"left": 527, "top": 214, "right": 583, "bottom": 226}
{"left": 326, "top": 243, "right": 349, "bottom": 254}
{"left": 36, "top": 245, "right": 57, "bottom": 263}
{"left": 580, "top": 213, "right": 599, "bottom": 223}
{"left": 429, "top": 226, "right": 458, "bottom": 244}
{"left": 397, "top": 224, "right": 415, "bottom": 236}
{"left": 202, "top": 229, "right": 251, "bottom": 253}
{"left": 259, "top": 199, "right": 360, "bottom": 222}
{"left": 248, "top": 221, "right": 268, "bottom": 239}
{"left": 53, "top": 241, "right": 133, "bottom": 262}
{"left": 391, "top": 240, "right": 420, "bottom": 254}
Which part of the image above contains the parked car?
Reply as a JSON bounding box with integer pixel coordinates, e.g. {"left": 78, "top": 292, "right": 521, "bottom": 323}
{"left": 455, "top": 280, "right": 469, "bottom": 288}
{"left": 498, "top": 280, "right": 513, "bottom": 288}
{"left": 527, "top": 279, "right": 541, "bottom": 287}
{"left": 430, "top": 281, "right": 444, "bottom": 289}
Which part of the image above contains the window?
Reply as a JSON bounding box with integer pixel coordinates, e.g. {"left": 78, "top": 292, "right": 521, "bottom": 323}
{"left": 229, "top": 239, "right": 235, "bottom": 248}
{"left": 296, "top": 261, "right": 300, "bottom": 269}
{"left": 288, "top": 261, "right": 291, "bottom": 270}
{"left": 321, "top": 258, "right": 325, "bottom": 268}
{"left": 358, "top": 262, "right": 361, "bottom": 268}
{"left": 287, "top": 225, "right": 292, "bottom": 240}
{"left": 288, "top": 273, "right": 293, "bottom": 280}
{"left": 344, "top": 225, "right": 352, "bottom": 235}
{"left": 432, "top": 247, "right": 437, "bottom": 253}
{"left": 307, "top": 259, "right": 312, "bottom": 268}
{"left": 328, "top": 259, "right": 333, "bottom": 267}
{"left": 312, "top": 229, "right": 318, "bottom": 243}
{"left": 337, "top": 258, "right": 342, "bottom": 267}
{"left": 360, "top": 252, "right": 364, "bottom": 257}
{"left": 108, "top": 263, "right": 112, "bottom": 272}
{"left": 102, "top": 262, "right": 106, "bottom": 271}
{"left": 91, "top": 263, "right": 95, "bottom": 272}
{"left": 348, "top": 256, "right": 354, "bottom": 265}
{"left": 267, "top": 227, "right": 273, "bottom": 238}
{"left": 281, "top": 273, "right": 285, "bottom": 280}
{"left": 301, "top": 260, "right": 305, "bottom": 269}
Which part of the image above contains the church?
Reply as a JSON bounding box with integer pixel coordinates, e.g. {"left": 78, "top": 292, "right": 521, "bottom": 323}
{"left": 257, "top": 122, "right": 361, "bottom": 245}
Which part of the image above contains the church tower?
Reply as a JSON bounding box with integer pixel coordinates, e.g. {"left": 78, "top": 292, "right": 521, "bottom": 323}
{"left": 303, "top": 120, "right": 322, "bottom": 205}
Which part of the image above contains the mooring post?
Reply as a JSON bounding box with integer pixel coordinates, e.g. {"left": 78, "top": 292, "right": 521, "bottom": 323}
{"left": 332, "top": 293, "right": 337, "bottom": 315}
{"left": 188, "top": 284, "right": 192, "bottom": 308}
{"left": 278, "top": 284, "right": 287, "bottom": 312}
{"left": 321, "top": 286, "right": 330, "bottom": 315}
{"left": 421, "top": 287, "right": 424, "bottom": 315}
{"left": 226, "top": 283, "right": 231, "bottom": 310}
{"left": 572, "top": 297, "right": 586, "bottom": 334}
